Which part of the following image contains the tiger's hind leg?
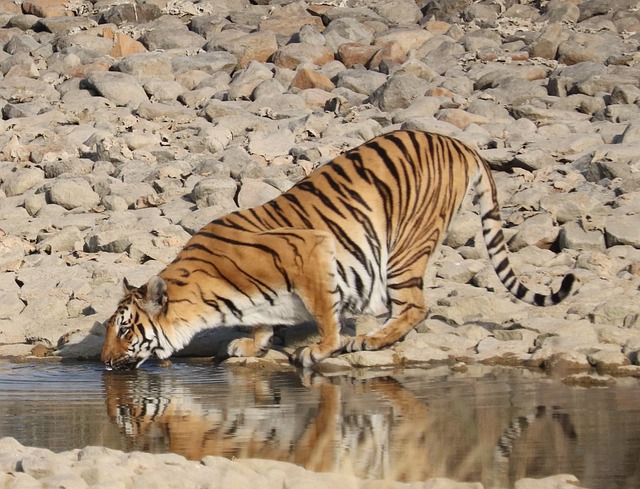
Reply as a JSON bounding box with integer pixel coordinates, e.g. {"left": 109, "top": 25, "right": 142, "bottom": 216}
{"left": 227, "top": 325, "right": 274, "bottom": 358}
{"left": 343, "top": 259, "right": 429, "bottom": 353}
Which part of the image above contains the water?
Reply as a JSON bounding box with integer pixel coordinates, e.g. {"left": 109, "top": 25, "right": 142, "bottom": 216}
{"left": 0, "top": 361, "right": 639, "bottom": 488}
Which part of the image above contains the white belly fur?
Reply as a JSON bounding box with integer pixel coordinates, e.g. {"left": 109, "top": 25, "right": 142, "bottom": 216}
{"left": 230, "top": 293, "right": 314, "bottom": 327}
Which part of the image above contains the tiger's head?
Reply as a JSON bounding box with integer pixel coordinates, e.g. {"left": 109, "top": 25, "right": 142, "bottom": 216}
{"left": 101, "top": 276, "right": 173, "bottom": 371}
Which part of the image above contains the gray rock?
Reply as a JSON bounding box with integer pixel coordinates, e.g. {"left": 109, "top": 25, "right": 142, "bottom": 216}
{"left": 204, "top": 30, "right": 277, "bottom": 69}
{"left": 510, "top": 104, "right": 592, "bottom": 124}
{"left": 435, "top": 254, "right": 484, "bottom": 284}
{"left": 392, "top": 96, "right": 444, "bottom": 123}
{"left": 136, "top": 102, "right": 196, "bottom": 123}
{"left": 48, "top": 179, "right": 100, "bottom": 210}
{"left": 484, "top": 77, "right": 548, "bottom": 106}
{"left": 5, "top": 34, "right": 41, "bottom": 55}
{"left": 41, "top": 159, "right": 93, "bottom": 179}
{"left": 117, "top": 53, "right": 174, "bottom": 83}
{"left": 140, "top": 27, "right": 206, "bottom": 52}
{"left": 444, "top": 210, "right": 480, "bottom": 248}
{"left": 605, "top": 215, "right": 640, "bottom": 248}
{"left": 528, "top": 23, "right": 569, "bottom": 60}
{"left": 272, "top": 42, "right": 334, "bottom": 70}
{"left": 590, "top": 295, "right": 640, "bottom": 328}
{"left": 3, "top": 100, "right": 50, "bottom": 119}
{"left": 36, "top": 226, "right": 84, "bottom": 254}
{"left": 179, "top": 86, "right": 216, "bottom": 108}
{"left": 143, "top": 79, "right": 185, "bottom": 102}
{"left": 1, "top": 168, "right": 44, "bottom": 197}
{"left": 179, "top": 205, "right": 236, "bottom": 235}
{"left": 191, "top": 177, "right": 237, "bottom": 209}
{"left": 538, "top": 350, "right": 591, "bottom": 373}
{"left": 372, "top": 0, "right": 422, "bottom": 24}
{"left": 335, "top": 69, "right": 387, "bottom": 96}
{"left": 539, "top": 0, "right": 580, "bottom": 24}
{"left": 587, "top": 348, "right": 630, "bottom": 372}
{"left": 228, "top": 61, "right": 273, "bottom": 100}
{"left": 247, "top": 128, "right": 295, "bottom": 162}
{"left": 84, "top": 72, "right": 149, "bottom": 107}
{"left": 55, "top": 32, "right": 113, "bottom": 56}
{"left": 0, "top": 76, "right": 60, "bottom": 103}
{"left": 558, "top": 32, "right": 625, "bottom": 66}
{"left": 0, "top": 290, "right": 25, "bottom": 319}
{"left": 420, "top": 38, "right": 465, "bottom": 74}
{"left": 323, "top": 17, "right": 375, "bottom": 52}
{"left": 171, "top": 52, "right": 237, "bottom": 76}
{"left": 558, "top": 221, "right": 606, "bottom": 251}
{"left": 539, "top": 192, "right": 606, "bottom": 224}
{"left": 342, "top": 350, "right": 396, "bottom": 368}
{"left": 100, "top": 3, "right": 161, "bottom": 25}
{"left": 508, "top": 213, "right": 559, "bottom": 251}
{"left": 463, "top": 3, "right": 499, "bottom": 27}
{"left": 370, "top": 73, "right": 430, "bottom": 111}
{"left": 84, "top": 229, "right": 132, "bottom": 254}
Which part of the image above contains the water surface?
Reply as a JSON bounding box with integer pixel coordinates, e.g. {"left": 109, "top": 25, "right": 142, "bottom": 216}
{"left": 0, "top": 361, "right": 639, "bottom": 488}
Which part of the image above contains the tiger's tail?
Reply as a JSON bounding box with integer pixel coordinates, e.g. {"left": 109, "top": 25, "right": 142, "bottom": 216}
{"left": 473, "top": 156, "right": 574, "bottom": 306}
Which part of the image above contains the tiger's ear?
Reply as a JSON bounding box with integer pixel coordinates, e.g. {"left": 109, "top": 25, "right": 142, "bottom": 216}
{"left": 123, "top": 277, "right": 136, "bottom": 293}
{"left": 143, "top": 275, "right": 168, "bottom": 316}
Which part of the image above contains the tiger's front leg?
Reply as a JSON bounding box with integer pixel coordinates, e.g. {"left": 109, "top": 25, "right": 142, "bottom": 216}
{"left": 227, "top": 325, "right": 274, "bottom": 358}
{"left": 284, "top": 231, "right": 343, "bottom": 368}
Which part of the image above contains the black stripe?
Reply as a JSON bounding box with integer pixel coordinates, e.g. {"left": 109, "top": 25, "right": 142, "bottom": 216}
{"left": 351, "top": 268, "right": 364, "bottom": 297}
{"left": 482, "top": 207, "right": 501, "bottom": 221}
{"left": 297, "top": 180, "right": 346, "bottom": 219}
{"left": 485, "top": 231, "right": 504, "bottom": 250}
{"left": 346, "top": 151, "right": 371, "bottom": 182}
{"left": 368, "top": 139, "right": 401, "bottom": 184}
{"left": 197, "top": 232, "right": 293, "bottom": 291}
{"left": 216, "top": 295, "right": 243, "bottom": 320}
{"left": 317, "top": 210, "right": 373, "bottom": 277}
{"left": 281, "top": 194, "right": 314, "bottom": 227}
{"left": 178, "top": 254, "right": 279, "bottom": 304}
{"left": 267, "top": 201, "right": 294, "bottom": 227}
{"left": 388, "top": 277, "right": 424, "bottom": 290}
{"left": 495, "top": 257, "right": 510, "bottom": 275}
{"left": 328, "top": 161, "right": 353, "bottom": 184}
{"left": 344, "top": 149, "right": 394, "bottom": 224}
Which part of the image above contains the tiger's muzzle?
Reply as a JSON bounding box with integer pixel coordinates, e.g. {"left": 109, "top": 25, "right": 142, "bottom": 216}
{"left": 104, "top": 356, "right": 146, "bottom": 371}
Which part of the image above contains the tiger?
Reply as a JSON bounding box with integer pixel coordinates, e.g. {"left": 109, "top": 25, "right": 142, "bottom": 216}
{"left": 101, "top": 130, "right": 575, "bottom": 370}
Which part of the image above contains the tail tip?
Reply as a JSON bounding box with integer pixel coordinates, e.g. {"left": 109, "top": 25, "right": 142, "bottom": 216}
{"left": 554, "top": 273, "right": 576, "bottom": 304}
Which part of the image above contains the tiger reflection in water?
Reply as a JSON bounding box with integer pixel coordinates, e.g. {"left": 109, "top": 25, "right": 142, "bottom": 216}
{"left": 103, "top": 368, "right": 578, "bottom": 485}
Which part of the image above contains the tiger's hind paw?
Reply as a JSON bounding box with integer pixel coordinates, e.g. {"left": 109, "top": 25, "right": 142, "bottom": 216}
{"left": 227, "top": 337, "right": 268, "bottom": 358}
{"left": 290, "top": 346, "right": 316, "bottom": 368}
{"left": 290, "top": 343, "right": 340, "bottom": 368}
{"left": 342, "top": 335, "right": 375, "bottom": 353}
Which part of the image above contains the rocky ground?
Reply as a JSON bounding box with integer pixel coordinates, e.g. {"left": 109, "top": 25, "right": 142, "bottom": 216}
{"left": 0, "top": 436, "right": 594, "bottom": 489}
{"left": 0, "top": 0, "right": 638, "bottom": 486}
{"left": 1, "top": 0, "right": 640, "bottom": 377}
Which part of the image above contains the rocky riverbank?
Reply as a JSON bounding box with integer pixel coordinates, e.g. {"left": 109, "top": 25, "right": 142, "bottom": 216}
{"left": 0, "top": 435, "right": 595, "bottom": 489}
{"left": 0, "top": 0, "right": 640, "bottom": 382}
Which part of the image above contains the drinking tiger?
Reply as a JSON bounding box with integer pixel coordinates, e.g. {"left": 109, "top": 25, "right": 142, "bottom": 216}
{"left": 101, "top": 130, "right": 574, "bottom": 370}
